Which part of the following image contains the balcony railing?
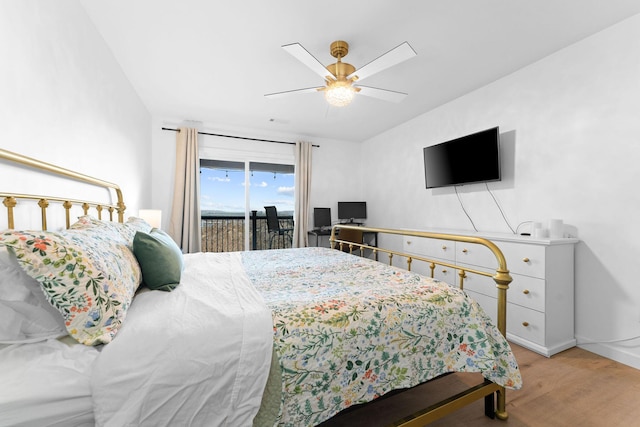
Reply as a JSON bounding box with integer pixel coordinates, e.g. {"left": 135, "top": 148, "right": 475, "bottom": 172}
{"left": 201, "top": 210, "right": 294, "bottom": 252}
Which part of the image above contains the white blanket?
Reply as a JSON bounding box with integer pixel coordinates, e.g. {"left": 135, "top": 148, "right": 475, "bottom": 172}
{"left": 91, "top": 252, "right": 273, "bottom": 427}
{"left": 0, "top": 338, "right": 98, "bottom": 427}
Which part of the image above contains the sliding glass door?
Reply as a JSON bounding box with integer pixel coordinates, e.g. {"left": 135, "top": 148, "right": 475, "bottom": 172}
{"left": 200, "top": 159, "right": 294, "bottom": 252}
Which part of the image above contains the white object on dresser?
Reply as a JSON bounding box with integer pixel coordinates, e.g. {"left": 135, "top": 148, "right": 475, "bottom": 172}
{"left": 403, "top": 231, "right": 578, "bottom": 357}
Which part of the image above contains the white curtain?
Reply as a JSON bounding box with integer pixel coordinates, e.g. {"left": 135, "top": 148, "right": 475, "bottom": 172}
{"left": 169, "top": 127, "right": 201, "bottom": 253}
{"left": 293, "top": 141, "right": 312, "bottom": 248}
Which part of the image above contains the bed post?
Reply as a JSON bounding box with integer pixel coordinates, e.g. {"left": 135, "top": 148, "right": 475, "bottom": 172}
{"left": 3, "top": 196, "right": 16, "bottom": 229}
{"left": 117, "top": 197, "right": 126, "bottom": 223}
{"left": 492, "top": 260, "right": 512, "bottom": 420}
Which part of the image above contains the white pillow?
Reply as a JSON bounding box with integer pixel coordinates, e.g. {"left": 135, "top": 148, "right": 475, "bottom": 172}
{"left": 0, "top": 247, "right": 67, "bottom": 344}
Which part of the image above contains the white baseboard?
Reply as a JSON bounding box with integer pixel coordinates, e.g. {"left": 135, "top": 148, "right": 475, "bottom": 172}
{"left": 575, "top": 334, "right": 640, "bottom": 370}
{"left": 507, "top": 334, "right": 576, "bottom": 357}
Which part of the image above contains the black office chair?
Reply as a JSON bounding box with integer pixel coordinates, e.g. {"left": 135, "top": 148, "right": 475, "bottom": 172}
{"left": 264, "top": 206, "right": 293, "bottom": 249}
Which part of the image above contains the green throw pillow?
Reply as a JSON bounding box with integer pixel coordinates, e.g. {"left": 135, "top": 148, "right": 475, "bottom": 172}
{"left": 133, "top": 229, "right": 183, "bottom": 291}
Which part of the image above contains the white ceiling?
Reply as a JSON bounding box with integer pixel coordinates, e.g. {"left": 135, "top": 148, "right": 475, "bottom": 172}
{"left": 80, "top": 0, "right": 640, "bottom": 143}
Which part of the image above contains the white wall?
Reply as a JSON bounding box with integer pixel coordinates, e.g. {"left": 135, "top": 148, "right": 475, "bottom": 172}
{"left": 151, "top": 118, "right": 363, "bottom": 232}
{"left": 362, "top": 14, "right": 640, "bottom": 368}
{"left": 0, "top": 0, "right": 151, "bottom": 221}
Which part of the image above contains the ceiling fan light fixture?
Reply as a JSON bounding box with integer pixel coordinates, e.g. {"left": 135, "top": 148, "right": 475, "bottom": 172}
{"left": 266, "top": 40, "right": 416, "bottom": 105}
{"left": 324, "top": 80, "right": 355, "bottom": 107}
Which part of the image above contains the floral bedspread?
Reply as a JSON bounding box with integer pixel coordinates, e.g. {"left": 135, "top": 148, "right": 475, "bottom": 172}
{"left": 242, "top": 247, "right": 522, "bottom": 427}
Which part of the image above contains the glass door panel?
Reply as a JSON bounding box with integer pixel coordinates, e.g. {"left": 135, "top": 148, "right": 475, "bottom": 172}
{"left": 200, "top": 160, "right": 245, "bottom": 252}
{"left": 200, "top": 159, "right": 294, "bottom": 252}
{"left": 249, "top": 162, "right": 295, "bottom": 250}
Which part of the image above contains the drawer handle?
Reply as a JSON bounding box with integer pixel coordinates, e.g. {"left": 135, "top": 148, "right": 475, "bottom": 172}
{"left": 442, "top": 269, "right": 447, "bottom": 274}
{"left": 523, "top": 289, "right": 530, "bottom": 295}
{"left": 441, "top": 245, "right": 447, "bottom": 250}
{"left": 462, "top": 248, "right": 468, "bottom": 253}
{"left": 522, "top": 257, "right": 530, "bottom": 263}
{"left": 522, "top": 321, "right": 530, "bottom": 327}
{"left": 407, "top": 241, "right": 412, "bottom": 245}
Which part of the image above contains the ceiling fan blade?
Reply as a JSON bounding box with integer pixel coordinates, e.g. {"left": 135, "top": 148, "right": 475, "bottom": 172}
{"left": 282, "top": 43, "right": 336, "bottom": 81}
{"left": 264, "top": 87, "right": 323, "bottom": 98}
{"left": 347, "top": 42, "right": 416, "bottom": 82}
{"left": 355, "top": 85, "right": 408, "bottom": 103}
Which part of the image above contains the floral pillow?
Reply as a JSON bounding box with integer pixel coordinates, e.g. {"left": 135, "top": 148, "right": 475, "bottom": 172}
{"left": 70, "top": 215, "right": 152, "bottom": 247}
{"left": 0, "top": 224, "right": 142, "bottom": 346}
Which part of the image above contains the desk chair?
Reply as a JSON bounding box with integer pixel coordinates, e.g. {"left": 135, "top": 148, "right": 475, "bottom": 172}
{"left": 265, "top": 206, "right": 293, "bottom": 249}
{"left": 335, "top": 227, "right": 364, "bottom": 254}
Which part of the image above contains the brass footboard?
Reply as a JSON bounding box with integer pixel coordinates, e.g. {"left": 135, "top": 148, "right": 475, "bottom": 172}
{"left": 331, "top": 224, "right": 513, "bottom": 424}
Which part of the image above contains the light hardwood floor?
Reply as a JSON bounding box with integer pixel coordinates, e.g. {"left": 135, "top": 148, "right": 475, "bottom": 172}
{"left": 321, "top": 344, "right": 640, "bottom": 426}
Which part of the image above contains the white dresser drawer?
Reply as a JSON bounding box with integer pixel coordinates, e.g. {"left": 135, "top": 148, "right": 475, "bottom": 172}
{"left": 460, "top": 270, "right": 545, "bottom": 312}
{"left": 462, "top": 289, "right": 545, "bottom": 347}
{"left": 455, "top": 242, "right": 496, "bottom": 269}
{"left": 507, "top": 304, "right": 545, "bottom": 346}
{"left": 459, "top": 267, "right": 496, "bottom": 298}
{"left": 433, "top": 265, "right": 457, "bottom": 284}
{"left": 499, "top": 242, "right": 546, "bottom": 279}
{"left": 509, "top": 275, "right": 545, "bottom": 312}
{"left": 456, "top": 241, "right": 546, "bottom": 279}
{"left": 404, "top": 236, "right": 455, "bottom": 262}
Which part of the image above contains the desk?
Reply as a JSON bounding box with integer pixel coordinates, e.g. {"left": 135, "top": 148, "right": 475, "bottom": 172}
{"left": 307, "top": 229, "right": 332, "bottom": 247}
{"left": 307, "top": 229, "right": 378, "bottom": 248}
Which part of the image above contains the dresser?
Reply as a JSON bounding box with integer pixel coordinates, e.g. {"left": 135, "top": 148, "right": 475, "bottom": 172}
{"left": 403, "top": 231, "right": 578, "bottom": 357}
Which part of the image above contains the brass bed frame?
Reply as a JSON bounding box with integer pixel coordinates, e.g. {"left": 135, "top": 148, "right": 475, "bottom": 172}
{"left": 1, "top": 147, "right": 514, "bottom": 426}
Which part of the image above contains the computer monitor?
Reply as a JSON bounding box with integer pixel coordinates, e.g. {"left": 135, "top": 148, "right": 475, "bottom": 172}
{"left": 313, "top": 207, "right": 331, "bottom": 229}
{"left": 337, "top": 202, "right": 367, "bottom": 223}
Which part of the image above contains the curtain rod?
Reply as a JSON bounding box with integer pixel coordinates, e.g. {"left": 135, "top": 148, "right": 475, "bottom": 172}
{"left": 161, "top": 127, "right": 319, "bottom": 148}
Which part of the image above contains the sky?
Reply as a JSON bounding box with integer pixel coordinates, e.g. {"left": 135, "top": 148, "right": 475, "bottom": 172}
{"left": 200, "top": 167, "right": 295, "bottom": 214}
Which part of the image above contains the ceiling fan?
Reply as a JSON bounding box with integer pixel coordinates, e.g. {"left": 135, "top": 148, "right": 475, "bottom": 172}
{"left": 265, "top": 40, "right": 417, "bottom": 107}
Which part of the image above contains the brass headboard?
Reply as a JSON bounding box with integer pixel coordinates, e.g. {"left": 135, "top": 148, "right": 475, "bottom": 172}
{"left": 0, "top": 148, "right": 126, "bottom": 230}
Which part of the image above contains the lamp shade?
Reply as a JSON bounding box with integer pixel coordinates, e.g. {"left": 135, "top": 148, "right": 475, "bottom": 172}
{"left": 138, "top": 209, "right": 162, "bottom": 229}
{"left": 324, "top": 80, "right": 355, "bottom": 107}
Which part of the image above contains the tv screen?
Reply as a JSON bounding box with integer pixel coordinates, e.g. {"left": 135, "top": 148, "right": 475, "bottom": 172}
{"left": 338, "top": 202, "right": 367, "bottom": 222}
{"left": 423, "top": 127, "right": 501, "bottom": 189}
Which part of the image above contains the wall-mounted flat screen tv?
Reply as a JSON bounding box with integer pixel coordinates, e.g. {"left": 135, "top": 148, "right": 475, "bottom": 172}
{"left": 423, "top": 126, "right": 501, "bottom": 189}
{"left": 337, "top": 201, "right": 367, "bottom": 223}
